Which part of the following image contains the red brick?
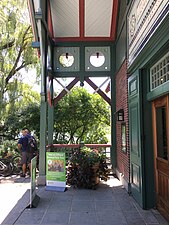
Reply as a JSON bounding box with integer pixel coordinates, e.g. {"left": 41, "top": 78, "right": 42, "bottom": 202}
{"left": 115, "top": 60, "right": 130, "bottom": 182}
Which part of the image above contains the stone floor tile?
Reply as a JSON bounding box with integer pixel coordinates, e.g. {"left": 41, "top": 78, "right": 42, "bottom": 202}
{"left": 47, "top": 200, "right": 72, "bottom": 212}
{"left": 97, "top": 210, "right": 127, "bottom": 225}
{"left": 69, "top": 212, "right": 97, "bottom": 225}
{"left": 40, "top": 212, "right": 70, "bottom": 224}
{"left": 71, "top": 200, "right": 95, "bottom": 212}
{"left": 95, "top": 200, "right": 121, "bottom": 211}
{"left": 14, "top": 211, "right": 44, "bottom": 224}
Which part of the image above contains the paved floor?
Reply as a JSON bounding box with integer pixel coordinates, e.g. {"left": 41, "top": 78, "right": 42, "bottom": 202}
{"left": 0, "top": 175, "right": 168, "bottom": 225}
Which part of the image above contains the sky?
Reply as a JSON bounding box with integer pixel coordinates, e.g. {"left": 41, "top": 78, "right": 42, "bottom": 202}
{"left": 20, "top": 68, "right": 40, "bottom": 92}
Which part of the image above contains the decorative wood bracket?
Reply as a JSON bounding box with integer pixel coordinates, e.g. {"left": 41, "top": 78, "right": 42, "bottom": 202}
{"left": 85, "top": 77, "right": 111, "bottom": 106}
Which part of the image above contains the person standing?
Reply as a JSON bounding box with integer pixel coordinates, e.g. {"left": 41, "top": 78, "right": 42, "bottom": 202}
{"left": 18, "top": 128, "right": 29, "bottom": 177}
{"left": 25, "top": 129, "right": 37, "bottom": 174}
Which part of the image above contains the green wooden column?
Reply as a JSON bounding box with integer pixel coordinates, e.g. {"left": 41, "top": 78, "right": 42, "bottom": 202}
{"left": 47, "top": 45, "right": 54, "bottom": 146}
{"left": 48, "top": 103, "right": 54, "bottom": 145}
{"left": 36, "top": 4, "right": 48, "bottom": 185}
{"left": 38, "top": 96, "right": 47, "bottom": 185}
{"left": 111, "top": 44, "right": 117, "bottom": 169}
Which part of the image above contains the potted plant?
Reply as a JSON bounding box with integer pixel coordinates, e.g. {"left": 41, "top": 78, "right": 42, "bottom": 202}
{"left": 66, "top": 147, "right": 110, "bottom": 189}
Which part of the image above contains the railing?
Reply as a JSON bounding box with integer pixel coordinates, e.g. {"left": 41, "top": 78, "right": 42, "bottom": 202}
{"left": 46, "top": 144, "right": 111, "bottom": 164}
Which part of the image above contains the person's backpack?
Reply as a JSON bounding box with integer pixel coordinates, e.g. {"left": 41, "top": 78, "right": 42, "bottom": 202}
{"left": 27, "top": 136, "right": 37, "bottom": 153}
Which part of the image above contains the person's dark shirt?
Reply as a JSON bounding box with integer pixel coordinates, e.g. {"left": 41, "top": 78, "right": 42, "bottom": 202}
{"left": 18, "top": 135, "right": 29, "bottom": 152}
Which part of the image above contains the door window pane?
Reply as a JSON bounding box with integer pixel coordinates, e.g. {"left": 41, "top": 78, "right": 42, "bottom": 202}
{"left": 121, "top": 123, "right": 127, "bottom": 153}
{"left": 156, "top": 106, "right": 168, "bottom": 160}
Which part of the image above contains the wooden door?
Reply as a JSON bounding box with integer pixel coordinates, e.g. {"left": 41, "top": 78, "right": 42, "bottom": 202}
{"left": 152, "top": 95, "right": 169, "bottom": 220}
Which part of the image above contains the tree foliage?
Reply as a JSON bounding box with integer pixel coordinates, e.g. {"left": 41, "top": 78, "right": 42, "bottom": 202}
{"left": 1, "top": 89, "right": 40, "bottom": 140}
{"left": 54, "top": 87, "right": 110, "bottom": 144}
{"left": 0, "top": 0, "right": 39, "bottom": 121}
{"left": 2, "top": 87, "right": 110, "bottom": 145}
{"left": 0, "top": 0, "right": 40, "bottom": 141}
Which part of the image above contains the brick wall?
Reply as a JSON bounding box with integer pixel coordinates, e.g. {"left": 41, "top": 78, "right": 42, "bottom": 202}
{"left": 115, "top": 60, "right": 130, "bottom": 182}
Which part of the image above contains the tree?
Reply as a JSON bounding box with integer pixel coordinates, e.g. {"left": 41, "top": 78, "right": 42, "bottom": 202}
{"left": 2, "top": 87, "right": 110, "bottom": 145}
{"left": 1, "top": 85, "right": 40, "bottom": 140}
{"left": 54, "top": 87, "right": 110, "bottom": 144}
{"left": 0, "top": 0, "right": 39, "bottom": 122}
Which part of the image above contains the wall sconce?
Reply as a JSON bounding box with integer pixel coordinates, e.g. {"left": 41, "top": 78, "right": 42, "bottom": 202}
{"left": 117, "top": 109, "right": 124, "bottom": 121}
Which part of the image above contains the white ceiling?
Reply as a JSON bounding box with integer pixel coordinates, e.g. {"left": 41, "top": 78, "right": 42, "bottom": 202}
{"left": 31, "top": 0, "right": 117, "bottom": 42}
{"left": 85, "top": 0, "right": 113, "bottom": 37}
{"left": 51, "top": 0, "right": 80, "bottom": 37}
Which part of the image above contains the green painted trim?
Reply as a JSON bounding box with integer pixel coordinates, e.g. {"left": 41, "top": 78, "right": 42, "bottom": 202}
{"left": 128, "top": 71, "right": 144, "bottom": 208}
{"left": 39, "top": 99, "right": 47, "bottom": 176}
{"left": 128, "top": 14, "right": 169, "bottom": 73}
{"left": 52, "top": 71, "right": 112, "bottom": 78}
{"left": 38, "top": 1, "right": 48, "bottom": 179}
{"left": 147, "top": 82, "right": 169, "bottom": 101}
{"left": 111, "top": 44, "right": 117, "bottom": 168}
{"left": 47, "top": 43, "right": 55, "bottom": 146}
{"left": 141, "top": 69, "right": 156, "bottom": 209}
{"left": 126, "top": 15, "right": 169, "bottom": 209}
{"left": 32, "top": 41, "right": 40, "bottom": 48}
{"left": 48, "top": 105, "right": 54, "bottom": 145}
{"left": 53, "top": 42, "right": 114, "bottom": 78}
{"left": 35, "top": 11, "right": 42, "bottom": 20}
{"left": 54, "top": 41, "right": 114, "bottom": 47}
{"left": 115, "top": 22, "right": 126, "bottom": 72}
{"left": 128, "top": 69, "right": 157, "bottom": 209}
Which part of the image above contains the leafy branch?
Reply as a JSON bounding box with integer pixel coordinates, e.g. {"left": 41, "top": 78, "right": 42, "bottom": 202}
{"left": 5, "top": 25, "right": 32, "bottom": 87}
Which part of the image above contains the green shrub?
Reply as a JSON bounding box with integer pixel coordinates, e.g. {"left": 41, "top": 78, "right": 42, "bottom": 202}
{"left": 0, "top": 140, "right": 19, "bottom": 158}
{"left": 66, "top": 147, "right": 110, "bottom": 189}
